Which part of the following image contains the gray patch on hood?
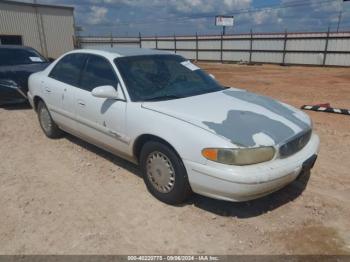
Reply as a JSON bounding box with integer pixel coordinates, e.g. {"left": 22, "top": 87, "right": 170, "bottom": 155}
{"left": 203, "top": 110, "right": 295, "bottom": 147}
{"left": 223, "top": 90, "right": 310, "bottom": 131}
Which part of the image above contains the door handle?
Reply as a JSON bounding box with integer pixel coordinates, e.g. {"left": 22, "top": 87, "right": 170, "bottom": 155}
{"left": 77, "top": 100, "right": 85, "bottom": 106}
{"left": 44, "top": 87, "right": 51, "bottom": 93}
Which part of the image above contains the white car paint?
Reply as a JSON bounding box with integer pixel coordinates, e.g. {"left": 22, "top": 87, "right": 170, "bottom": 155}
{"left": 28, "top": 48, "right": 320, "bottom": 202}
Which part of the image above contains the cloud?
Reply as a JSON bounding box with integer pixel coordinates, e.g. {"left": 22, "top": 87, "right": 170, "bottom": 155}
{"left": 253, "top": 9, "right": 280, "bottom": 25}
{"left": 91, "top": 0, "right": 252, "bottom": 15}
{"left": 247, "top": 0, "right": 347, "bottom": 32}
{"left": 168, "top": 0, "right": 252, "bottom": 15}
{"left": 88, "top": 6, "right": 108, "bottom": 25}
{"left": 15, "top": 0, "right": 349, "bottom": 35}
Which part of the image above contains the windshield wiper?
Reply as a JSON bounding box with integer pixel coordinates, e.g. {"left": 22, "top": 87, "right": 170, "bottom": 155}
{"left": 143, "top": 95, "right": 183, "bottom": 101}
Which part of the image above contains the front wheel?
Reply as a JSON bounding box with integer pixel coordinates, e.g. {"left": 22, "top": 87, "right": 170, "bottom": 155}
{"left": 37, "top": 101, "right": 62, "bottom": 138}
{"left": 140, "top": 141, "right": 192, "bottom": 205}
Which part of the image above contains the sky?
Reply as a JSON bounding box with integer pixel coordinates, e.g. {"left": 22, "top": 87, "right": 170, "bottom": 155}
{"left": 14, "top": 0, "right": 350, "bottom": 36}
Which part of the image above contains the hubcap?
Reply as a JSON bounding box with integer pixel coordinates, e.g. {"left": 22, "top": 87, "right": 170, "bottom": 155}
{"left": 39, "top": 106, "right": 52, "bottom": 133}
{"left": 146, "top": 151, "right": 175, "bottom": 193}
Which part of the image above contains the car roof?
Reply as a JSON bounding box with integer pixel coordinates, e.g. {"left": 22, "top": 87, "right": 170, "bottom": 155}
{"left": 70, "top": 47, "right": 175, "bottom": 59}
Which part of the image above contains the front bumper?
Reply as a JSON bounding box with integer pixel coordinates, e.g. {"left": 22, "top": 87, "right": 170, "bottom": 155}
{"left": 27, "top": 91, "right": 34, "bottom": 108}
{"left": 184, "top": 133, "right": 320, "bottom": 202}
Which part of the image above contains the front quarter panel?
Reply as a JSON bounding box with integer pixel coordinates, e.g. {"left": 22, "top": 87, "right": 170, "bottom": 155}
{"left": 127, "top": 102, "right": 235, "bottom": 165}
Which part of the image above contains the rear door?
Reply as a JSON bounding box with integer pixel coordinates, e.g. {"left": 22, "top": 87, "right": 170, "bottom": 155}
{"left": 75, "top": 54, "right": 128, "bottom": 154}
{"left": 44, "top": 53, "right": 87, "bottom": 133}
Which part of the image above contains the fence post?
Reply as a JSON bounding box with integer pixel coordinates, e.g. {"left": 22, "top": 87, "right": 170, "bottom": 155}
{"left": 174, "top": 33, "right": 177, "bottom": 53}
{"left": 196, "top": 32, "right": 199, "bottom": 62}
{"left": 139, "top": 32, "right": 142, "bottom": 48}
{"left": 249, "top": 29, "right": 253, "bottom": 64}
{"left": 323, "top": 27, "right": 330, "bottom": 66}
{"left": 110, "top": 32, "right": 113, "bottom": 48}
{"left": 282, "top": 29, "right": 288, "bottom": 65}
{"left": 74, "top": 35, "right": 81, "bottom": 49}
{"left": 220, "top": 32, "right": 223, "bottom": 63}
{"left": 155, "top": 34, "right": 158, "bottom": 50}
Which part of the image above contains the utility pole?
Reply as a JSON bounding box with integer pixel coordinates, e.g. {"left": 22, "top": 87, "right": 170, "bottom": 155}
{"left": 337, "top": 0, "right": 350, "bottom": 32}
{"left": 337, "top": 10, "right": 342, "bottom": 32}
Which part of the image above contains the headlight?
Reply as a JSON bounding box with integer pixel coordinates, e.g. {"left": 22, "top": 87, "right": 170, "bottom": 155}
{"left": 202, "top": 147, "right": 275, "bottom": 166}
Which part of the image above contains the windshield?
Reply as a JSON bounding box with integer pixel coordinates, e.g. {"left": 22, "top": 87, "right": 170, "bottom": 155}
{"left": 0, "top": 48, "right": 47, "bottom": 66}
{"left": 114, "top": 55, "right": 225, "bottom": 101}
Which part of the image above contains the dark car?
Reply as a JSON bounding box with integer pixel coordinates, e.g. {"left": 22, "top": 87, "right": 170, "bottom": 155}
{"left": 0, "top": 45, "right": 50, "bottom": 105}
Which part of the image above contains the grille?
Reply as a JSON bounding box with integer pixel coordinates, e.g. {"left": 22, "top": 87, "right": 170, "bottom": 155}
{"left": 279, "top": 129, "right": 312, "bottom": 158}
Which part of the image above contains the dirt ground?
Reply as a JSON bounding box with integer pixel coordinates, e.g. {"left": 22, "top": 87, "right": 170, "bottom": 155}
{"left": 0, "top": 63, "right": 349, "bottom": 255}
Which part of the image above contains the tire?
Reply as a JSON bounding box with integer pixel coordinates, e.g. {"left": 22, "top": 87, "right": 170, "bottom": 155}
{"left": 37, "top": 101, "right": 62, "bottom": 138}
{"left": 140, "top": 141, "right": 192, "bottom": 205}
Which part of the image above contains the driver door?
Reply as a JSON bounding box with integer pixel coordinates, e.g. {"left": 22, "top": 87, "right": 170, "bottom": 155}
{"left": 75, "top": 54, "right": 129, "bottom": 154}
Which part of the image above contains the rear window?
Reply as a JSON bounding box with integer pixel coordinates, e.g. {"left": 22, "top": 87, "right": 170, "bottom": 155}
{"left": 0, "top": 48, "right": 46, "bottom": 66}
{"left": 49, "top": 53, "right": 87, "bottom": 86}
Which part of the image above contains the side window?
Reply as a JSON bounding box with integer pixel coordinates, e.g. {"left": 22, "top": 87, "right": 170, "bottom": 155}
{"left": 49, "top": 53, "right": 87, "bottom": 86}
{"left": 80, "top": 55, "right": 118, "bottom": 92}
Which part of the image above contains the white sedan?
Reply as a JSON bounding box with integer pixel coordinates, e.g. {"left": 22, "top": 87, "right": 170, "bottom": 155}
{"left": 28, "top": 48, "right": 320, "bottom": 204}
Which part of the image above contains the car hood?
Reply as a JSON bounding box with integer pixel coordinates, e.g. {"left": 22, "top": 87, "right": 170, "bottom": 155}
{"left": 142, "top": 88, "right": 312, "bottom": 147}
{"left": 0, "top": 63, "right": 50, "bottom": 91}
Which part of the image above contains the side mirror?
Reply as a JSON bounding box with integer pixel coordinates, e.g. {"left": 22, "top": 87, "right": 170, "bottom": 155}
{"left": 209, "top": 74, "right": 216, "bottom": 79}
{"left": 91, "top": 85, "right": 119, "bottom": 99}
{"left": 48, "top": 57, "right": 55, "bottom": 62}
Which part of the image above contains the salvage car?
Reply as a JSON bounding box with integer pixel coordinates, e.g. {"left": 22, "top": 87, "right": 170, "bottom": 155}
{"left": 27, "top": 48, "right": 320, "bottom": 204}
{"left": 0, "top": 45, "right": 50, "bottom": 105}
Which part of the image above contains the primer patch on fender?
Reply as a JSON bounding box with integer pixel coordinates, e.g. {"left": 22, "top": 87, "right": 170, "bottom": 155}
{"left": 203, "top": 110, "right": 295, "bottom": 147}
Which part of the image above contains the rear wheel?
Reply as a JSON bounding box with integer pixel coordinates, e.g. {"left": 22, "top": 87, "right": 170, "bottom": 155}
{"left": 37, "top": 101, "right": 62, "bottom": 138}
{"left": 140, "top": 141, "right": 192, "bottom": 205}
